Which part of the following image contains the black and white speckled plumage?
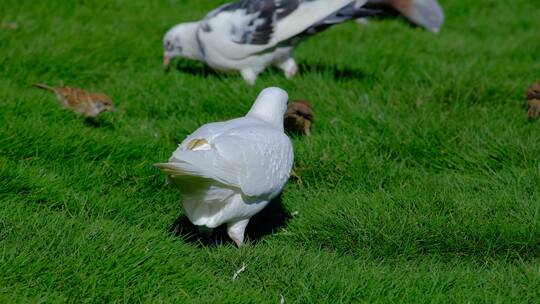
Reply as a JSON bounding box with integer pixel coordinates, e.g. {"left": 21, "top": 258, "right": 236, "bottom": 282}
{"left": 164, "top": 0, "right": 373, "bottom": 84}
{"left": 202, "top": 0, "right": 313, "bottom": 45}
{"left": 201, "top": 0, "right": 377, "bottom": 46}
{"left": 299, "top": 2, "right": 380, "bottom": 39}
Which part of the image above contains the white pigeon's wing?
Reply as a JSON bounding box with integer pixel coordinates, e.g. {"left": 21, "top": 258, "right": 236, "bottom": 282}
{"left": 198, "top": 0, "right": 354, "bottom": 60}
{"left": 212, "top": 127, "right": 294, "bottom": 197}
{"left": 297, "top": 1, "right": 377, "bottom": 39}
{"left": 178, "top": 117, "right": 253, "bottom": 148}
{"left": 271, "top": 0, "right": 368, "bottom": 43}
{"left": 201, "top": 0, "right": 293, "bottom": 45}
{"left": 164, "top": 124, "right": 293, "bottom": 198}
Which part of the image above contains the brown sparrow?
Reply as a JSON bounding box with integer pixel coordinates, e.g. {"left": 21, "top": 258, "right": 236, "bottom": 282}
{"left": 34, "top": 84, "right": 115, "bottom": 118}
{"left": 0, "top": 22, "right": 19, "bottom": 30}
{"left": 284, "top": 100, "right": 314, "bottom": 136}
{"left": 525, "top": 82, "right": 540, "bottom": 120}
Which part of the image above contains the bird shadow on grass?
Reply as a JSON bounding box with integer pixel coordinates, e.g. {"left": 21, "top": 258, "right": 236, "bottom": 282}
{"left": 296, "top": 62, "right": 367, "bottom": 82}
{"left": 168, "top": 194, "right": 291, "bottom": 247}
{"left": 171, "top": 60, "right": 367, "bottom": 82}
{"left": 83, "top": 117, "right": 115, "bottom": 129}
{"left": 171, "top": 61, "right": 225, "bottom": 79}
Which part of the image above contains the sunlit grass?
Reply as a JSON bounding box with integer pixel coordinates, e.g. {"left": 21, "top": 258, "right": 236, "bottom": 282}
{"left": 1, "top": 0, "right": 539, "bottom": 302}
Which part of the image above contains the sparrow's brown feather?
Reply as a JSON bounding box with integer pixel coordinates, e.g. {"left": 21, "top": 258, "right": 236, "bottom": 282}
{"left": 33, "top": 84, "right": 115, "bottom": 118}
{"left": 284, "top": 100, "right": 314, "bottom": 136}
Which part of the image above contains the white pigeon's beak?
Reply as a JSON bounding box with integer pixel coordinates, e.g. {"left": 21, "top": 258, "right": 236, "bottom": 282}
{"left": 163, "top": 54, "right": 171, "bottom": 70}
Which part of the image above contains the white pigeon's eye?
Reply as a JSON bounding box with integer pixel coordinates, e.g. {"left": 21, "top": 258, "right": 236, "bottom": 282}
{"left": 165, "top": 41, "right": 174, "bottom": 52}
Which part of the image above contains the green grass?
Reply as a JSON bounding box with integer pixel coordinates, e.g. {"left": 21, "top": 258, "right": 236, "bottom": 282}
{"left": 1, "top": 0, "right": 540, "bottom": 302}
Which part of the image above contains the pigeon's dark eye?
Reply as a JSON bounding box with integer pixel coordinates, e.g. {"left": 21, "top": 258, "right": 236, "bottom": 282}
{"left": 165, "top": 41, "right": 174, "bottom": 51}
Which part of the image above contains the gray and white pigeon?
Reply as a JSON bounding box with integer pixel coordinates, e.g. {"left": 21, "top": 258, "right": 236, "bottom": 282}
{"left": 155, "top": 87, "right": 294, "bottom": 247}
{"left": 359, "top": 0, "right": 444, "bottom": 33}
{"left": 163, "top": 0, "right": 375, "bottom": 84}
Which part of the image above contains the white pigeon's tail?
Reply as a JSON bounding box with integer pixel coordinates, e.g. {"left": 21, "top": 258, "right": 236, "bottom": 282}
{"left": 154, "top": 161, "right": 206, "bottom": 179}
{"left": 155, "top": 157, "right": 233, "bottom": 188}
{"left": 155, "top": 160, "right": 238, "bottom": 228}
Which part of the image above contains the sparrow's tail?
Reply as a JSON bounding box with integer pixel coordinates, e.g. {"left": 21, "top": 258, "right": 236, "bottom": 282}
{"left": 33, "top": 83, "right": 55, "bottom": 92}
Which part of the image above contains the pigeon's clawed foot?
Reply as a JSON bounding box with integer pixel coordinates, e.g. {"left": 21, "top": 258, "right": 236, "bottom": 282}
{"left": 290, "top": 170, "right": 303, "bottom": 186}
{"left": 355, "top": 17, "right": 369, "bottom": 26}
{"left": 278, "top": 58, "right": 298, "bottom": 79}
{"left": 227, "top": 219, "right": 250, "bottom": 247}
{"left": 240, "top": 69, "right": 258, "bottom": 85}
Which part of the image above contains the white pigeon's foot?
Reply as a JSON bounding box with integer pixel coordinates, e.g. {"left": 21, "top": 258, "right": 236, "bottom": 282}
{"left": 240, "top": 69, "right": 258, "bottom": 85}
{"left": 227, "top": 219, "right": 250, "bottom": 247}
{"left": 356, "top": 18, "right": 369, "bottom": 26}
{"left": 278, "top": 58, "right": 298, "bottom": 79}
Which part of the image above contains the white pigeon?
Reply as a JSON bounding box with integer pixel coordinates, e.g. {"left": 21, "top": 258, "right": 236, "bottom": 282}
{"left": 358, "top": 0, "right": 444, "bottom": 33}
{"left": 155, "top": 87, "right": 294, "bottom": 247}
{"left": 163, "top": 0, "right": 375, "bottom": 85}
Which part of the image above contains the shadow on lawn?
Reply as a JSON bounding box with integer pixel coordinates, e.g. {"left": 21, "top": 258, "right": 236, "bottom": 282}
{"left": 297, "top": 62, "right": 366, "bottom": 81}
{"left": 169, "top": 194, "right": 291, "bottom": 247}
{"left": 171, "top": 61, "right": 222, "bottom": 78}
{"left": 83, "top": 116, "right": 115, "bottom": 129}
{"left": 171, "top": 60, "right": 366, "bottom": 82}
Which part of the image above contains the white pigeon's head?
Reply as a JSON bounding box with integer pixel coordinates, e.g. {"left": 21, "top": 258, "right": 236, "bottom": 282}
{"left": 247, "top": 87, "right": 289, "bottom": 130}
{"left": 163, "top": 22, "right": 203, "bottom": 69}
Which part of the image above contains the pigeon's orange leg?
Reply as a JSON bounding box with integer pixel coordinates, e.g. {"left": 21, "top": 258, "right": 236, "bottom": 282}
{"left": 277, "top": 57, "right": 298, "bottom": 79}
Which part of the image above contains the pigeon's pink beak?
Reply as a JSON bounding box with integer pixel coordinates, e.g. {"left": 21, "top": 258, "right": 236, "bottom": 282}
{"left": 163, "top": 54, "right": 171, "bottom": 70}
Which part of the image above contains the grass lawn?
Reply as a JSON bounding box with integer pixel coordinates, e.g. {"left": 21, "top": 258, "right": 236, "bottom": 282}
{"left": 1, "top": 0, "right": 540, "bottom": 302}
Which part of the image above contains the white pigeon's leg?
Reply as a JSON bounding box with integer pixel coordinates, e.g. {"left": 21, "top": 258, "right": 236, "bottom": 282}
{"left": 227, "top": 218, "right": 250, "bottom": 247}
{"left": 276, "top": 57, "right": 298, "bottom": 79}
{"left": 240, "top": 69, "right": 258, "bottom": 85}
{"left": 198, "top": 226, "right": 214, "bottom": 238}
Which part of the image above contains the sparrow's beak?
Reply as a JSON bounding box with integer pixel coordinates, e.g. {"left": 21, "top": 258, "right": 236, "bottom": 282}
{"left": 163, "top": 54, "right": 171, "bottom": 71}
